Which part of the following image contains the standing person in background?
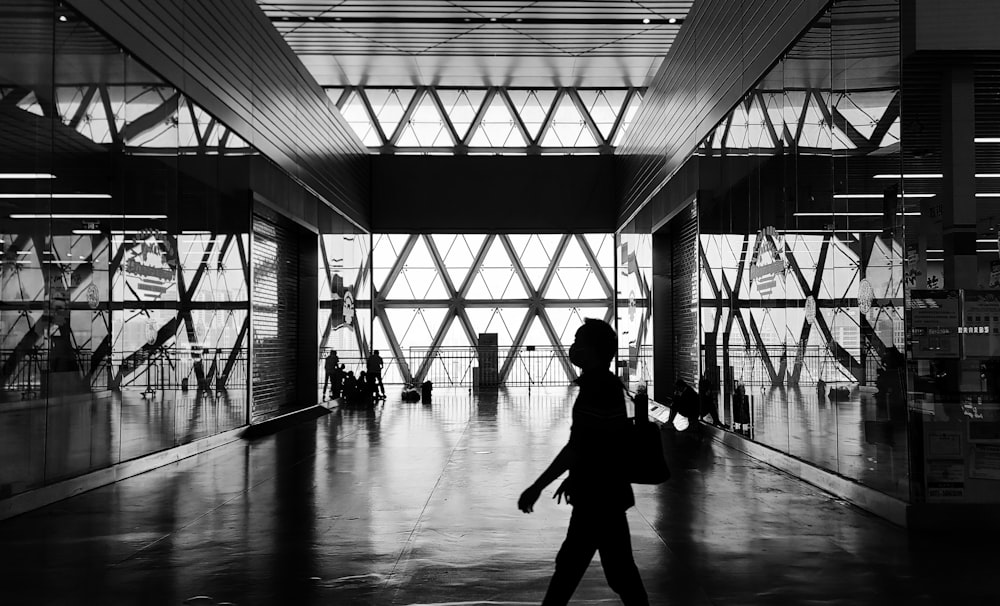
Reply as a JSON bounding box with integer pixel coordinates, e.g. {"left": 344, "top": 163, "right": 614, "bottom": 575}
{"left": 517, "top": 318, "right": 648, "bottom": 606}
{"left": 322, "top": 349, "right": 339, "bottom": 400}
{"left": 367, "top": 349, "right": 386, "bottom": 399}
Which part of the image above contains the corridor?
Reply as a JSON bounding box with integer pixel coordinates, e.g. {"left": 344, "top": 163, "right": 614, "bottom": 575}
{"left": 0, "top": 388, "right": 990, "bottom": 605}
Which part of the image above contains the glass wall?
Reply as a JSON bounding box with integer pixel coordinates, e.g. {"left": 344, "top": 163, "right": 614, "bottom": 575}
{"left": 691, "top": 0, "right": 908, "bottom": 498}
{"left": 0, "top": 1, "right": 355, "bottom": 500}
{"left": 365, "top": 233, "right": 615, "bottom": 386}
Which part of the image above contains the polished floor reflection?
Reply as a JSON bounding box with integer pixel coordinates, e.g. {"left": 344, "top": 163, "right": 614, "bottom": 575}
{"left": 713, "top": 384, "right": 910, "bottom": 499}
{"left": 0, "top": 387, "right": 992, "bottom": 605}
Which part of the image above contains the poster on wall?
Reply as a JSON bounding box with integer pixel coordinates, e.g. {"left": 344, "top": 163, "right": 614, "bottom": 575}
{"left": 961, "top": 290, "right": 1000, "bottom": 357}
{"left": 121, "top": 230, "right": 177, "bottom": 301}
{"left": 909, "top": 289, "right": 960, "bottom": 358}
{"left": 926, "top": 458, "right": 966, "bottom": 500}
{"left": 970, "top": 444, "right": 1000, "bottom": 481}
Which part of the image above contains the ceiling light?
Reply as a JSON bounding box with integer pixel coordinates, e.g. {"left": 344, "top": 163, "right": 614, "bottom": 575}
{"left": 975, "top": 137, "right": 1000, "bottom": 143}
{"left": 10, "top": 213, "right": 166, "bottom": 219}
{"left": 873, "top": 174, "right": 942, "bottom": 179}
{"left": 642, "top": 18, "right": 651, "bottom": 24}
{"left": 833, "top": 193, "right": 935, "bottom": 199}
{"left": 57, "top": 14, "right": 67, "bottom": 22}
{"left": 72, "top": 229, "right": 103, "bottom": 235}
{"left": 976, "top": 193, "right": 1000, "bottom": 197}
{"left": 0, "top": 173, "right": 56, "bottom": 179}
{"left": 489, "top": 17, "right": 497, "bottom": 22}
{"left": 926, "top": 258, "right": 944, "bottom": 262}
{"left": 0, "top": 193, "right": 110, "bottom": 199}
{"left": 669, "top": 18, "right": 677, "bottom": 24}
{"left": 926, "top": 249, "right": 944, "bottom": 253}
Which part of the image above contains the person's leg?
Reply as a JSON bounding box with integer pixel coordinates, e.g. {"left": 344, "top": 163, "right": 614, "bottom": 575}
{"left": 323, "top": 371, "right": 331, "bottom": 397}
{"left": 597, "top": 509, "right": 648, "bottom": 606}
{"left": 376, "top": 372, "right": 385, "bottom": 395}
{"left": 542, "top": 508, "right": 599, "bottom": 606}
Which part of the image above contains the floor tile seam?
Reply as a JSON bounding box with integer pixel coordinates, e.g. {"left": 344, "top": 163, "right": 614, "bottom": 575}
{"left": 110, "top": 418, "right": 365, "bottom": 567}
{"left": 381, "top": 415, "right": 475, "bottom": 600}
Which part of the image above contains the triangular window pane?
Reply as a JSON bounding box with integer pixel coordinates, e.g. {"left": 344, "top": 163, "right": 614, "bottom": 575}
{"left": 724, "top": 104, "right": 750, "bottom": 149}
{"left": 831, "top": 123, "right": 856, "bottom": 150}
{"left": 761, "top": 92, "right": 785, "bottom": 144}
{"left": 469, "top": 94, "right": 526, "bottom": 148}
{"left": 544, "top": 307, "right": 588, "bottom": 347}
{"left": 783, "top": 90, "right": 809, "bottom": 142}
{"left": 396, "top": 94, "right": 453, "bottom": 147}
{"left": 466, "top": 307, "right": 527, "bottom": 347}
{"left": 54, "top": 86, "right": 88, "bottom": 126}
{"left": 387, "top": 307, "right": 448, "bottom": 350}
{"left": 441, "top": 315, "right": 472, "bottom": 347}
{"left": 17, "top": 91, "right": 44, "bottom": 117}
{"left": 438, "top": 89, "right": 487, "bottom": 141}
{"left": 341, "top": 90, "right": 381, "bottom": 146}
{"left": 579, "top": 89, "right": 626, "bottom": 140}
{"left": 325, "top": 87, "right": 345, "bottom": 108}
{"left": 798, "top": 94, "right": 831, "bottom": 148}
{"left": 366, "top": 88, "right": 415, "bottom": 141}
{"left": 513, "top": 234, "right": 553, "bottom": 290}
{"left": 541, "top": 95, "right": 597, "bottom": 148}
{"left": 434, "top": 233, "right": 485, "bottom": 290}
{"left": 507, "top": 89, "right": 557, "bottom": 141}
{"left": 835, "top": 90, "right": 895, "bottom": 141}
{"left": 176, "top": 97, "right": 200, "bottom": 148}
{"left": 612, "top": 91, "right": 643, "bottom": 146}
{"left": 745, "top": 96, "right": 770, "bottom": 149}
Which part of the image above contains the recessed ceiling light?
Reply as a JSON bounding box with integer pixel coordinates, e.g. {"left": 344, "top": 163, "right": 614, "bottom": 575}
{"left": 669, "top": 18, "right": 677, "bottom": 24}
{"left": 0, "top": 173, "right": 56, "bottom": 179}
{"left": 642, "top": 18, "right": 651, "bottom": 24}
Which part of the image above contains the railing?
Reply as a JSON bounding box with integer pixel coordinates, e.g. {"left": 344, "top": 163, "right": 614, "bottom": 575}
{"left": 403, "top": 345, "right": 655, "bottom": 387}
{"left": 1, "top": 347, "right": 249, "bottom": 397}
{"left": 721, "top": 344, "right": 859, "bottom": 386}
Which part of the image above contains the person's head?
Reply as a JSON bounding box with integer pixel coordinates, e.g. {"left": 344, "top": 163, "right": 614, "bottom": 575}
{"left": 569, "top": 318, "right": 616, "bottom": 371}
{"left": 374, "top": 349, "right": 379, "bottom": 355}
{"left": 675, "top": 378, "right": 687, "bottom": 392}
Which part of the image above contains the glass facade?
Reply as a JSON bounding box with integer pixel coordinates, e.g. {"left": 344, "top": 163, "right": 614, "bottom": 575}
{"left": 628, "top": 0, "right": 999, "bottom": 507}
{"left": 0, "top": 2, "right": 366, "bottom": 499}
{"left": 366, "top": 233, "right": 615, "bottom": 386}
{"left": 329, "top": 87, "right": 644, "bottom": 155}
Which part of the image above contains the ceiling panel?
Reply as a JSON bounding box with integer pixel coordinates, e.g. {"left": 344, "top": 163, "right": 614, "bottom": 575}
{"left": 258, "top": 0, "right": 693, "bottom": 87}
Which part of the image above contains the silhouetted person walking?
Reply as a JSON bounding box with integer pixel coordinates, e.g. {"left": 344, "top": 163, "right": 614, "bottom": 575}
{"left": 518, "top": 318, "right": 648, "bottom": 606}
{"left": 367, "top": 350, "right": 385, "bottom": 398}
{"left": 322, "top": 349, "right": 339, "bottom": 399}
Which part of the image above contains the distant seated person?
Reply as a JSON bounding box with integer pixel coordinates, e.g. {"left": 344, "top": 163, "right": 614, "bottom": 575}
{"left": 342, "top": 371, "right": 358, "bottom": 404}
{"left": 356, "top": 371, "right": 373, "bottom": 407}
{"left": 666, "top": 378, "right": 701, "bottom": 430}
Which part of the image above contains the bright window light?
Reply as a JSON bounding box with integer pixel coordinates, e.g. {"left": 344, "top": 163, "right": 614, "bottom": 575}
{"left": 10, "top": 213, "right": 166, "bottom": 219}
{"left": 0, "top": 193, "right": 110, "bottom": 199}
{"left": 833, "top": 193, "right": 935, "bottom": 199}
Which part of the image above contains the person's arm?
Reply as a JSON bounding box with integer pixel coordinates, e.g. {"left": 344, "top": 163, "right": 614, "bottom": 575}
{"left": 518, "top": 443, "right": 578, "bottom": 513}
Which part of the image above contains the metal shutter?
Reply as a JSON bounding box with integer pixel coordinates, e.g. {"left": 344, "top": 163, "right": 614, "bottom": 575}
{"left": 672, "top": 202, "right": 699, "bottom": 388}
{"left": 252, "top": 212, "right": 300, "bottom": 421}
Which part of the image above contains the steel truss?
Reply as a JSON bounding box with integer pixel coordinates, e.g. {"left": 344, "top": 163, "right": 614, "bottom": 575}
{"left": 328, "top": 86, "right": 644, "bottom": 155}
{"left": 0, "top": 85, "right": 252, "bottom": 152}
{"left": 700, "top": 87, "right": 900, "bottom": 156}
{"left": 331, "top": 233, "right": 616, "bottom": 385}
{"left": 700, "top": 231, "right": 904, "bottom": 387}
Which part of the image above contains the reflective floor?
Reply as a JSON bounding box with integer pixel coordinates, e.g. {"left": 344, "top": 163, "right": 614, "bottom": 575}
{"left": 715, "top": 384, "right": 910, "bottom": 499}
{"left": 0, "top": 387, "right": 994, "bottom": 605}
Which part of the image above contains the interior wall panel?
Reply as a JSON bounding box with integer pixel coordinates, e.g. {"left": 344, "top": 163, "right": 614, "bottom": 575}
{"left": 615, "top": 0, "right": 828, "bottom": 228}
{"left": 66, "top": 0, "right": 371, "bottom": 229}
